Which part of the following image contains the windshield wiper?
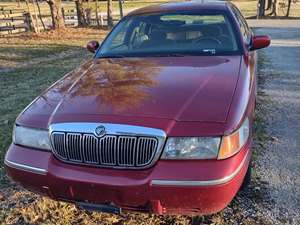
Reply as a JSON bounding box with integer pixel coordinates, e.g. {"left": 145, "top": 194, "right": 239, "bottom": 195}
{"left": 164, "top": 53, "right": 186, "bottom": 57}
{"left": 98, "top": 51, "right": 218, "bottom": 58}
{"left": 98, "top": 55, "right": 127, "bottom": 58}
{"left": 148, "top": 53, "right": 187, "bottom": 57}
{"left": 98, "top": 53, "right": 187, "bottom": 58}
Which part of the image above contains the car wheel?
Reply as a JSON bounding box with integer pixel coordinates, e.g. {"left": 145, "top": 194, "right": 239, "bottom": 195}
{"left": 240, "top": 162, "right": 252, "bottom": 191}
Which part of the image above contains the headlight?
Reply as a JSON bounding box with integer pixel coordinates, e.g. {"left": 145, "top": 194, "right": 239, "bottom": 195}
{"left": 13, "top": 125, "right": 52, "bottom": 151}
{"left": 161, "top": 118, "right": 250, "bottom": 160}
{"left": 218, "top": 118, "right": 250, "bottom": 159}
{"left": 161, "top": 137, "right": 221, "bottom": 159}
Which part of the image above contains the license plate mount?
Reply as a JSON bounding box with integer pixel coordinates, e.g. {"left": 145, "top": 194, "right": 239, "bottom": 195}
{"left": 77, "top": 202, "right": 122, "bottom": 215}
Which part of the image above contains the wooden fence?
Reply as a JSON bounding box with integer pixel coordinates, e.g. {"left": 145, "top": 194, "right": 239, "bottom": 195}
{"left": 0, "top": 8, "right": 28, "bottom": 35}
{"left": 0, "top": 5, "right": 124, "bottom": 36}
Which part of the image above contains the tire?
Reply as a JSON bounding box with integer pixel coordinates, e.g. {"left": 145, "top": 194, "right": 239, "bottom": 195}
{"left": 240, "top": 162, "right": 252, "bottom": 191}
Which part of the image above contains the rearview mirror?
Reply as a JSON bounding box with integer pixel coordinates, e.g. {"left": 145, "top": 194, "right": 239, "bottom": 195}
{"left": 250, "top": 35, "right": 271, "bottom": 51}
{"left": 87, "top": 40, "right": 100, "bottom": 53}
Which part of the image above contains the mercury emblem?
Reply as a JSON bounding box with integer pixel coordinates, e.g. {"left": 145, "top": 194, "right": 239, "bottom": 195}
{"left": 95, "top": 125, "right": 106, "bottom": 137}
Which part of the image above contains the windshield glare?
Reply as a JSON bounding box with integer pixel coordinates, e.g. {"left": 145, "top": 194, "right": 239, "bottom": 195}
{"left": 98, "top": 12, "right": 239, "bottom": 57}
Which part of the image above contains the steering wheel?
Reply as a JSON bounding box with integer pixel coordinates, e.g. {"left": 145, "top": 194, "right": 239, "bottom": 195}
{"left": 194, "top": 37, "right": 222, "bottom": 46}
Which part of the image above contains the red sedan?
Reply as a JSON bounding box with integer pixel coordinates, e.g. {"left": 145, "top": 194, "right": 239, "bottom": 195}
{"left": 5, "top": 1, "right": 270, "bottom": 215}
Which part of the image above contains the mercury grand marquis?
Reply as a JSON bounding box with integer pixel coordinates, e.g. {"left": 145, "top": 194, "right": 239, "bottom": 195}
{"left": 5, "top": 1, "right": 270, "bottom": 215}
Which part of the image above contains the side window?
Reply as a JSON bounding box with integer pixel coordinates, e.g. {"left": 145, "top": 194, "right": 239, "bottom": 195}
{"left": 231, "top": 6, "right": 251, "bottom": 45}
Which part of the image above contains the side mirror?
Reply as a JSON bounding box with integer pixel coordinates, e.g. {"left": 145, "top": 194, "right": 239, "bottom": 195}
{"left": 87, "top": 40, "right": 99, "bottom": 53}
{"left": 250, "top": 35, "right": 271, "bottom": 51}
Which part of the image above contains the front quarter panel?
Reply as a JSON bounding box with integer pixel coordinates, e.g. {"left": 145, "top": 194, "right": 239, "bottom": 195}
{"left": 225, "top": 53, "right": 256, "bottom": 134}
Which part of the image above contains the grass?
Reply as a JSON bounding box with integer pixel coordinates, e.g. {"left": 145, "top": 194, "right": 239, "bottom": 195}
{"left": 0, "top": 28, "right": 107, "bottom": 182}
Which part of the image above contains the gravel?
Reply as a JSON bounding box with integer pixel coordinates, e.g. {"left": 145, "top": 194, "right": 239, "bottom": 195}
{"left": 253, "top": 22, "right": 300, "bottom": 224}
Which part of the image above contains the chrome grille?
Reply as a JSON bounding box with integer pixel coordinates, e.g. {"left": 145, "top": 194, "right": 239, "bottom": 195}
{"left": 99, "top": 135, "right": 117, "bottom": 165}
{"left": 51, "top": 132, "right": 159, "bottom": 168}
{"left": 51, "top": 132, "right": 67, "bottom": 159}
{"left": 82, "top": 134, "right": 99, "bottom": 164}
{"left": 137, "top": 138, "right": 157, "bottom": 166}
{"left": 66, "top": 133, "right": 82, "bottom": 162}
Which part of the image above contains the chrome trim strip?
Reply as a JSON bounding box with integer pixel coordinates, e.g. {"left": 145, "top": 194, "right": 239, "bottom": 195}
{"left": 4, "top": 158, "right": 47, "bottom": 175}
{"left": 49, "top": 123, "right": 167, "bottom": 169}
{"left": 49, "top": 123, "right": 166, "bottom": 138}
{"left": 150, "top": 151, "right": 250, "bottom": 187}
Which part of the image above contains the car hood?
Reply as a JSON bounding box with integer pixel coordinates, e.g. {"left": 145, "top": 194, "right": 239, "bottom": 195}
{"left": 47, "top": 56, "right": 241, "bottom": 123}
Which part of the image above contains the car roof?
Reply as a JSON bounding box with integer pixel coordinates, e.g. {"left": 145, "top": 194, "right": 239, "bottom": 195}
{"left": 127, "top": 1, "right": 230, "bottom": 16}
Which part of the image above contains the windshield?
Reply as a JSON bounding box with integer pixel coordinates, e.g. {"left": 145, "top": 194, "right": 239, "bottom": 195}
{"left": 98, "top": 12, "right": 240, "bottom": 57}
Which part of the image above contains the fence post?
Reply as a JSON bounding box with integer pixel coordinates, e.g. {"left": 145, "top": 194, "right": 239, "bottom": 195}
{"left": 95, "top": 0, "right": 100, "bottom": 27}
{"left": 62, "top": 7, "right": 65, "bottom": 22}
{"left": 35, "top": 0, "right": 46, "bottom": 30}
{"left": 118, "top": 0, "right": 124, "bottom": 18}
{"left": 24, "top": 12, "right": 33, "bottom": 32}
{"left": 100, "top": 13, "right": 104, "bottom": 27}
{"left": 85, "top": 8, "right": 91, "bottom": 26}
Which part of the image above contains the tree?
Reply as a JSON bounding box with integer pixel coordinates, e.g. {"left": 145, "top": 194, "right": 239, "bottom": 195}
{"left": 46, "top": 0, "right": 65, "bottom": 30}
{"left": 107, "top": 0, "right": 113, "bottom": 28}
{"left": 258, "top": 0, "right": 266, "bottom": 17}
{"left": 285, "top": 0, "right": 292, "bottom": 17}
{"left": 32, "top": 0, "right": 40, "bottom": 32}
{"left": 95, "top": 0, "right": 101, "bottom": 27}
{"left": 118, "top": 0, "right": 123, "bottom": 18}
{"left": 258, "top": 0, "right": 299, "bottom": 17}
{"left": 35, "top": 0, "right": 46, "bottom": 30}
{"left": 75, "top": 0, "right": 87, "bottom": 27}
{"left": 24, "top": 0, "right": 39, "bottom": 33}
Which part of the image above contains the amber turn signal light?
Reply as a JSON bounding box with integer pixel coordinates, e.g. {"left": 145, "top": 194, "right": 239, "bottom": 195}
{"left": 218, "top": 118, "right": 250, "bottom": 160}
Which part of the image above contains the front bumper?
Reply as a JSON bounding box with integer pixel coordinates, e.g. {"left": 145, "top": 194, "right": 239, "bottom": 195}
{"left": 5, "top": 142, "right": 251, "bottom": 215}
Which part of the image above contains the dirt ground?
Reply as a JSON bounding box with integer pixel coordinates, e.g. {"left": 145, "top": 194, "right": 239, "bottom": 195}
{"left": 251, "top": 22, "right": 300, "bottom": 224}
{"left": 0, "top": 20, "right": 300, "bottom": 224}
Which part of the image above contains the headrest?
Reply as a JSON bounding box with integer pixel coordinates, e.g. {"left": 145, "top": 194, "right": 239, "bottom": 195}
{"left": 150, "top": 30, "right": 167, "bottom": 41}
{"left": 201, "top": 25, "right": 222, "bottom": 37}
